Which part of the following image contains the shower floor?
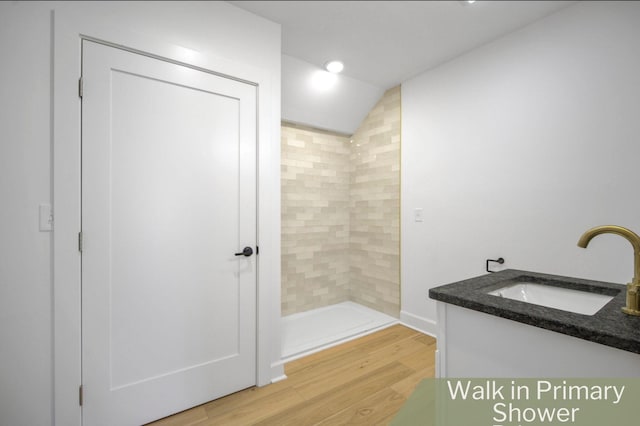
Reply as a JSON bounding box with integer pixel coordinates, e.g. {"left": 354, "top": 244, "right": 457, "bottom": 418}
{"left": 281, "top": 301, "right": 398, "bottom": 362}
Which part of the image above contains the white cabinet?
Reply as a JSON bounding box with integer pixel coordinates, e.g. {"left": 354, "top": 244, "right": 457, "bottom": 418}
{"left": 436, "top": 302, "right": 640, "bottom": 377}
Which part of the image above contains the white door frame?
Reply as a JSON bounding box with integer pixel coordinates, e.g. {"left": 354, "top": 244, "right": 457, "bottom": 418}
{"left": 52, "top": 8, "right": 282, "bottom": 426}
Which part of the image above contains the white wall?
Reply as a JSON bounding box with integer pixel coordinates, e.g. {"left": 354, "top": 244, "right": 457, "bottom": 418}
{"left": 0, "top": 3, "right": 54, "bottom": 426}
{"left": 0, "top": 2, "right": 280, "bottom": 425}
{"left": 282, "top": 55, "right": 384, "bottom": 135}
{"left": 401, "top": 1, "right": 640, "bottom": 335}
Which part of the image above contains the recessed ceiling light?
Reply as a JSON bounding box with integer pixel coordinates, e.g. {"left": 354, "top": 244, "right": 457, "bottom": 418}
{"left": 324, "top": 60, "right": 344, "bottom": 74}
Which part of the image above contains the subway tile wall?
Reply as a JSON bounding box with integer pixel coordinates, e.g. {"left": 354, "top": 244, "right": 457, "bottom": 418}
{"left": 281, "top": 86, "right": 401, "bottom": 317}
{"left": 281, "top": 124, "right": 351, "bottom": 315}
{"left": 349, "top": 86, "right": 401, "bottom": 317}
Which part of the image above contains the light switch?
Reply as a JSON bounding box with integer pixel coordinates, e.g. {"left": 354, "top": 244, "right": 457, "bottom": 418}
{"left": 39, "top": 204, "right": 53, "bottom": 232}
{"left": 414, "top": 208, "right": 424, "bottom": 222}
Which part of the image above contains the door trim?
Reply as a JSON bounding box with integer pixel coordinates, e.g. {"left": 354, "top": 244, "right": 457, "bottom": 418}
{"left": 53, "top": 8, "right": 282, "bottom": 426}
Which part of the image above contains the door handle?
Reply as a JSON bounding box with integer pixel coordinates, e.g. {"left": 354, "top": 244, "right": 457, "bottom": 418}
{"left": 234, "top": 247, "right": 253, "bottom": 257}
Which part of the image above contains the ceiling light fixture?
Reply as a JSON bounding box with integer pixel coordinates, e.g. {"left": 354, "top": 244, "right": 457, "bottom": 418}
{"left": 324, "top": 60, "right": 344, "bottom": 74}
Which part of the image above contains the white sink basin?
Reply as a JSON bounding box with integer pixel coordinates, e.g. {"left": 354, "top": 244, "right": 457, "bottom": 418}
{"left": 488, "top": 282, "right": 614, "bottom": 315}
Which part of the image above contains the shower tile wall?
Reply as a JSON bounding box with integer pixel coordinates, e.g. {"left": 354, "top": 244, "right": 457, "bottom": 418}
{"left": 281, "top": 86, "right": 401, "bottom": 317}
{"left": 349, "top": 86, "right": 401, "bottom": 317}
{"left": 281, "top": 124, "right": 351, "bottom": 316}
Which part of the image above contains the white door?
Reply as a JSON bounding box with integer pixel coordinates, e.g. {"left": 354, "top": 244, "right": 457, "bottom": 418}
{"left": 81, "top": 40, "right": 257, "bottom": 426}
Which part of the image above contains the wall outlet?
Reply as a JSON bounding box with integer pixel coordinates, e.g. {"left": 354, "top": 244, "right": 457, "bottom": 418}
{"left": 414, "top": 208, "right": 424, "bottom": 222}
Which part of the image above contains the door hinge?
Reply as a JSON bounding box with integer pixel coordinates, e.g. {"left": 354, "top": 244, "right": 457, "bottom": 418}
{"left": 78, "top": 77, "right": 83, "bottom": 99}
{"left": 79, "top": 385, "right": 83, "bottom": 406}
{"left": 78, "top": 231, "right": 83, "bottom": 253}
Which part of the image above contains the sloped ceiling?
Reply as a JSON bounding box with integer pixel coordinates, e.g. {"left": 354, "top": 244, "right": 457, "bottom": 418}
{"left": 230, "top": 0, "right": 577, "bottom": 134}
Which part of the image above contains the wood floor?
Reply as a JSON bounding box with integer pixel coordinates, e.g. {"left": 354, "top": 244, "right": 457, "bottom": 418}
{"left": 148, "top": 324, "right": 436, "bottom": 426}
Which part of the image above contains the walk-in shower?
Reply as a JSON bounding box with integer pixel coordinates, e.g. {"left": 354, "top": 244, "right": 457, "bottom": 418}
{"left": 281, "top": 87, "right": 401, "bottom": 360}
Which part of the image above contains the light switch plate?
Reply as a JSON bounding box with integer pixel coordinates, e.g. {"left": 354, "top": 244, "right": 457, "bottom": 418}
{"left": 414, "top": 208, "right": 424, "bottom": 222}
{"left": 39, "top": 204, "right": 53, "bottom": 231}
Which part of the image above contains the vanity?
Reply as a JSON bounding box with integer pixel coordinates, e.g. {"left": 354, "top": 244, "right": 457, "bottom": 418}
{"left": 429, "top": 269, "right": 640, "bottom": 377}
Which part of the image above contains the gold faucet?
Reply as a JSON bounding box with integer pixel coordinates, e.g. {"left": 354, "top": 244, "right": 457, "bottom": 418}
{"left": 577, "top": 225, "right": 640, "bottom": 316}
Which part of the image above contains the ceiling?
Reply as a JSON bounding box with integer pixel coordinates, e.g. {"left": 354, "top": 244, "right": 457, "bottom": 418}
{"left": 229, "top": 0, "right": 576, "bottom": 89}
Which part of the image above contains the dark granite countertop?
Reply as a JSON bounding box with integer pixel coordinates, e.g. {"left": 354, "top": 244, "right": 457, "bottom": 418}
{"left": 429, "top": 269, "right": 640, "bottom": 355}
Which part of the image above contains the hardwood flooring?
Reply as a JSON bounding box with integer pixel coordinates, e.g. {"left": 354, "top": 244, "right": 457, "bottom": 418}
{"left": 148, "top": 324, "right": 436, "bottom": 426}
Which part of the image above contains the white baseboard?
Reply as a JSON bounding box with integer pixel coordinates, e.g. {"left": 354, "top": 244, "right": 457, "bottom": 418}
{"left": 400, "top": 310, "right": 437, "bottom": 338}
{"left": 268, "top": 362, "right": 286, "bottom": 385}
{"left": 270, "top": 373, "right": 288, "bottom": 384}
